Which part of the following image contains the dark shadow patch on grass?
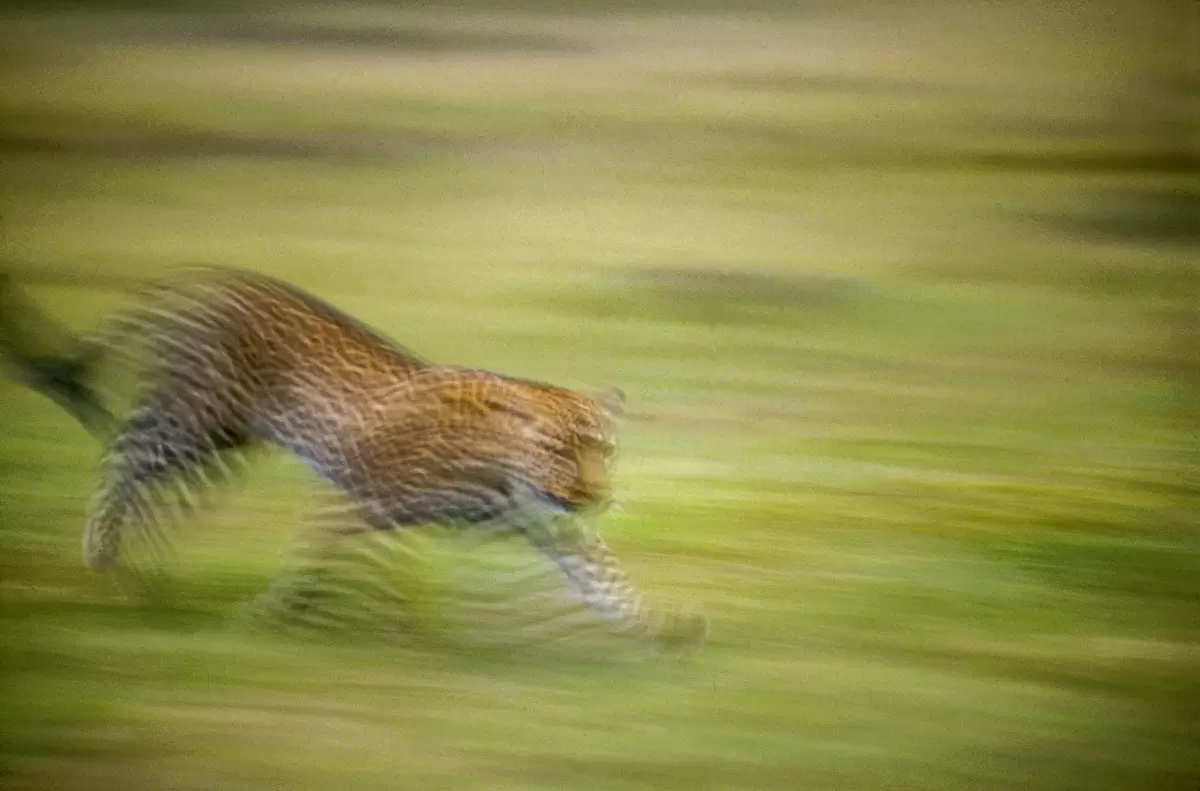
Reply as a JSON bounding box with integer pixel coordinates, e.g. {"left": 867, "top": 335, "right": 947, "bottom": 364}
{"left": 905, "top": 187, "right": 1197, "bottom": 297}
{"left": 714, "top": 73, "right": 952, "bottom": 97}
{"left": 0, "top": 123, "right": 439, "bottom": 163}
{"left": 0, "top": 0, "right": 234, "bottom": 10}
{"left": 747, "top": 145, "right": 1197, "bottom": 175}
{"left": 905, "top": 251, "right": 1186, "bottom": 299}
{"left": 181, "top": 18, "right": 590, "bottom": 54}
{"left": 568, "top": 266, "right": 871, "bottom": 326}
{"left": 962, "top": 149, "right": 1199, "bottom": 174}
{"left": 1042, "top": 187, "right": 1200, "bottom": 247}
{"left": 696, "top": 129, "right": 1199, "bottom": 182}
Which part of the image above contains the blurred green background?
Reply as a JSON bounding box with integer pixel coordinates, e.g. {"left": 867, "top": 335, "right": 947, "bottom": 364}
{"left": 1, "top": 1, "right": 1196, "bottom": 789}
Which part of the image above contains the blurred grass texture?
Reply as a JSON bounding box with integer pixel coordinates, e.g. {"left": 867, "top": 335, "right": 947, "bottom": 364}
{"left": 1, "top": 1, "right": 1197, "bottom": 789}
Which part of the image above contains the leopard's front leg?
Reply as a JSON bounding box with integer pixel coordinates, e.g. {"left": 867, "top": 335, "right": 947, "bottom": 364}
{"left": 520, "top": 510, "right": 706, "bottom": 650}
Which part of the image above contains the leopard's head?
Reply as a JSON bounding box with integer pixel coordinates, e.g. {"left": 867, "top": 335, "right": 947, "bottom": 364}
{"left": 418, "top": 375, "right": 626, "bottom": 515}
{"left": 529, "top": 386, "right": 624, "bottom": 514}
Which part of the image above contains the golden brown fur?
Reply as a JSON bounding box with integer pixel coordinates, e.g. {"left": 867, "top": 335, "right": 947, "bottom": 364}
{"left": 33, "top": 266, "right": 704, "bottom": 647}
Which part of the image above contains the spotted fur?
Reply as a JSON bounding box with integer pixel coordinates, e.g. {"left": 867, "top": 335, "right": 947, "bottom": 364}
{"left": 8, "top": 267, "right": 704, "bottom": 647}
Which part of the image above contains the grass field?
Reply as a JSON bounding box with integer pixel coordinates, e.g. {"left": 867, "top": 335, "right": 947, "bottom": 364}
{"left": 1, "top": 2, "right": 1197, "bottom": 789}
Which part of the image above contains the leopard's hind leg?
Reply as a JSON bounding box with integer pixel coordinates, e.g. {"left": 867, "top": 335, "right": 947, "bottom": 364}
{"left": 241, "top": 492, "right": 436, "bottom": 637}
{"left": 83, "top": 390, "right": 255, "bottom": 595}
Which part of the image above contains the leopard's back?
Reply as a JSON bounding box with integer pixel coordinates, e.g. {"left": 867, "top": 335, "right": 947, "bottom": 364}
{"left": 106, "top": 266, "right": 427, "bottom": 397}
{"left": 318, "top": 366, "right": 624, "bottom": 528}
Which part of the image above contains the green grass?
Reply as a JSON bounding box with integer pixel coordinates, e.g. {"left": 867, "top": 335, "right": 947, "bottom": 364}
{"left": 1, "top": 3, "right": 1197, "bottom": 790}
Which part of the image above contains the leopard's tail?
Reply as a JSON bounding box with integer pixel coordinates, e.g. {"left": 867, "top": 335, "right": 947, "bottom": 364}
{"left": 0, "top": 272, "right": 114, "bottom": 437}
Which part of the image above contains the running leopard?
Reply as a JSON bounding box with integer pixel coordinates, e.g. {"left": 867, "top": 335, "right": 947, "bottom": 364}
{"left": 1, "top": 267, "right": 705, "bottom": 648}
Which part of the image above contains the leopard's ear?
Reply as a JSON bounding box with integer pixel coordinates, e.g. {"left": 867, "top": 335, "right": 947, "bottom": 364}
{"left": 593, "top": 387, "right": 625, "bottom": 419}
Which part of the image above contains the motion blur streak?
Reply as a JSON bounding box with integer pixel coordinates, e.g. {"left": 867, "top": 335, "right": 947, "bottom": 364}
{"left": 0, "top": 1, "right": 1195, "bottom": 790}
